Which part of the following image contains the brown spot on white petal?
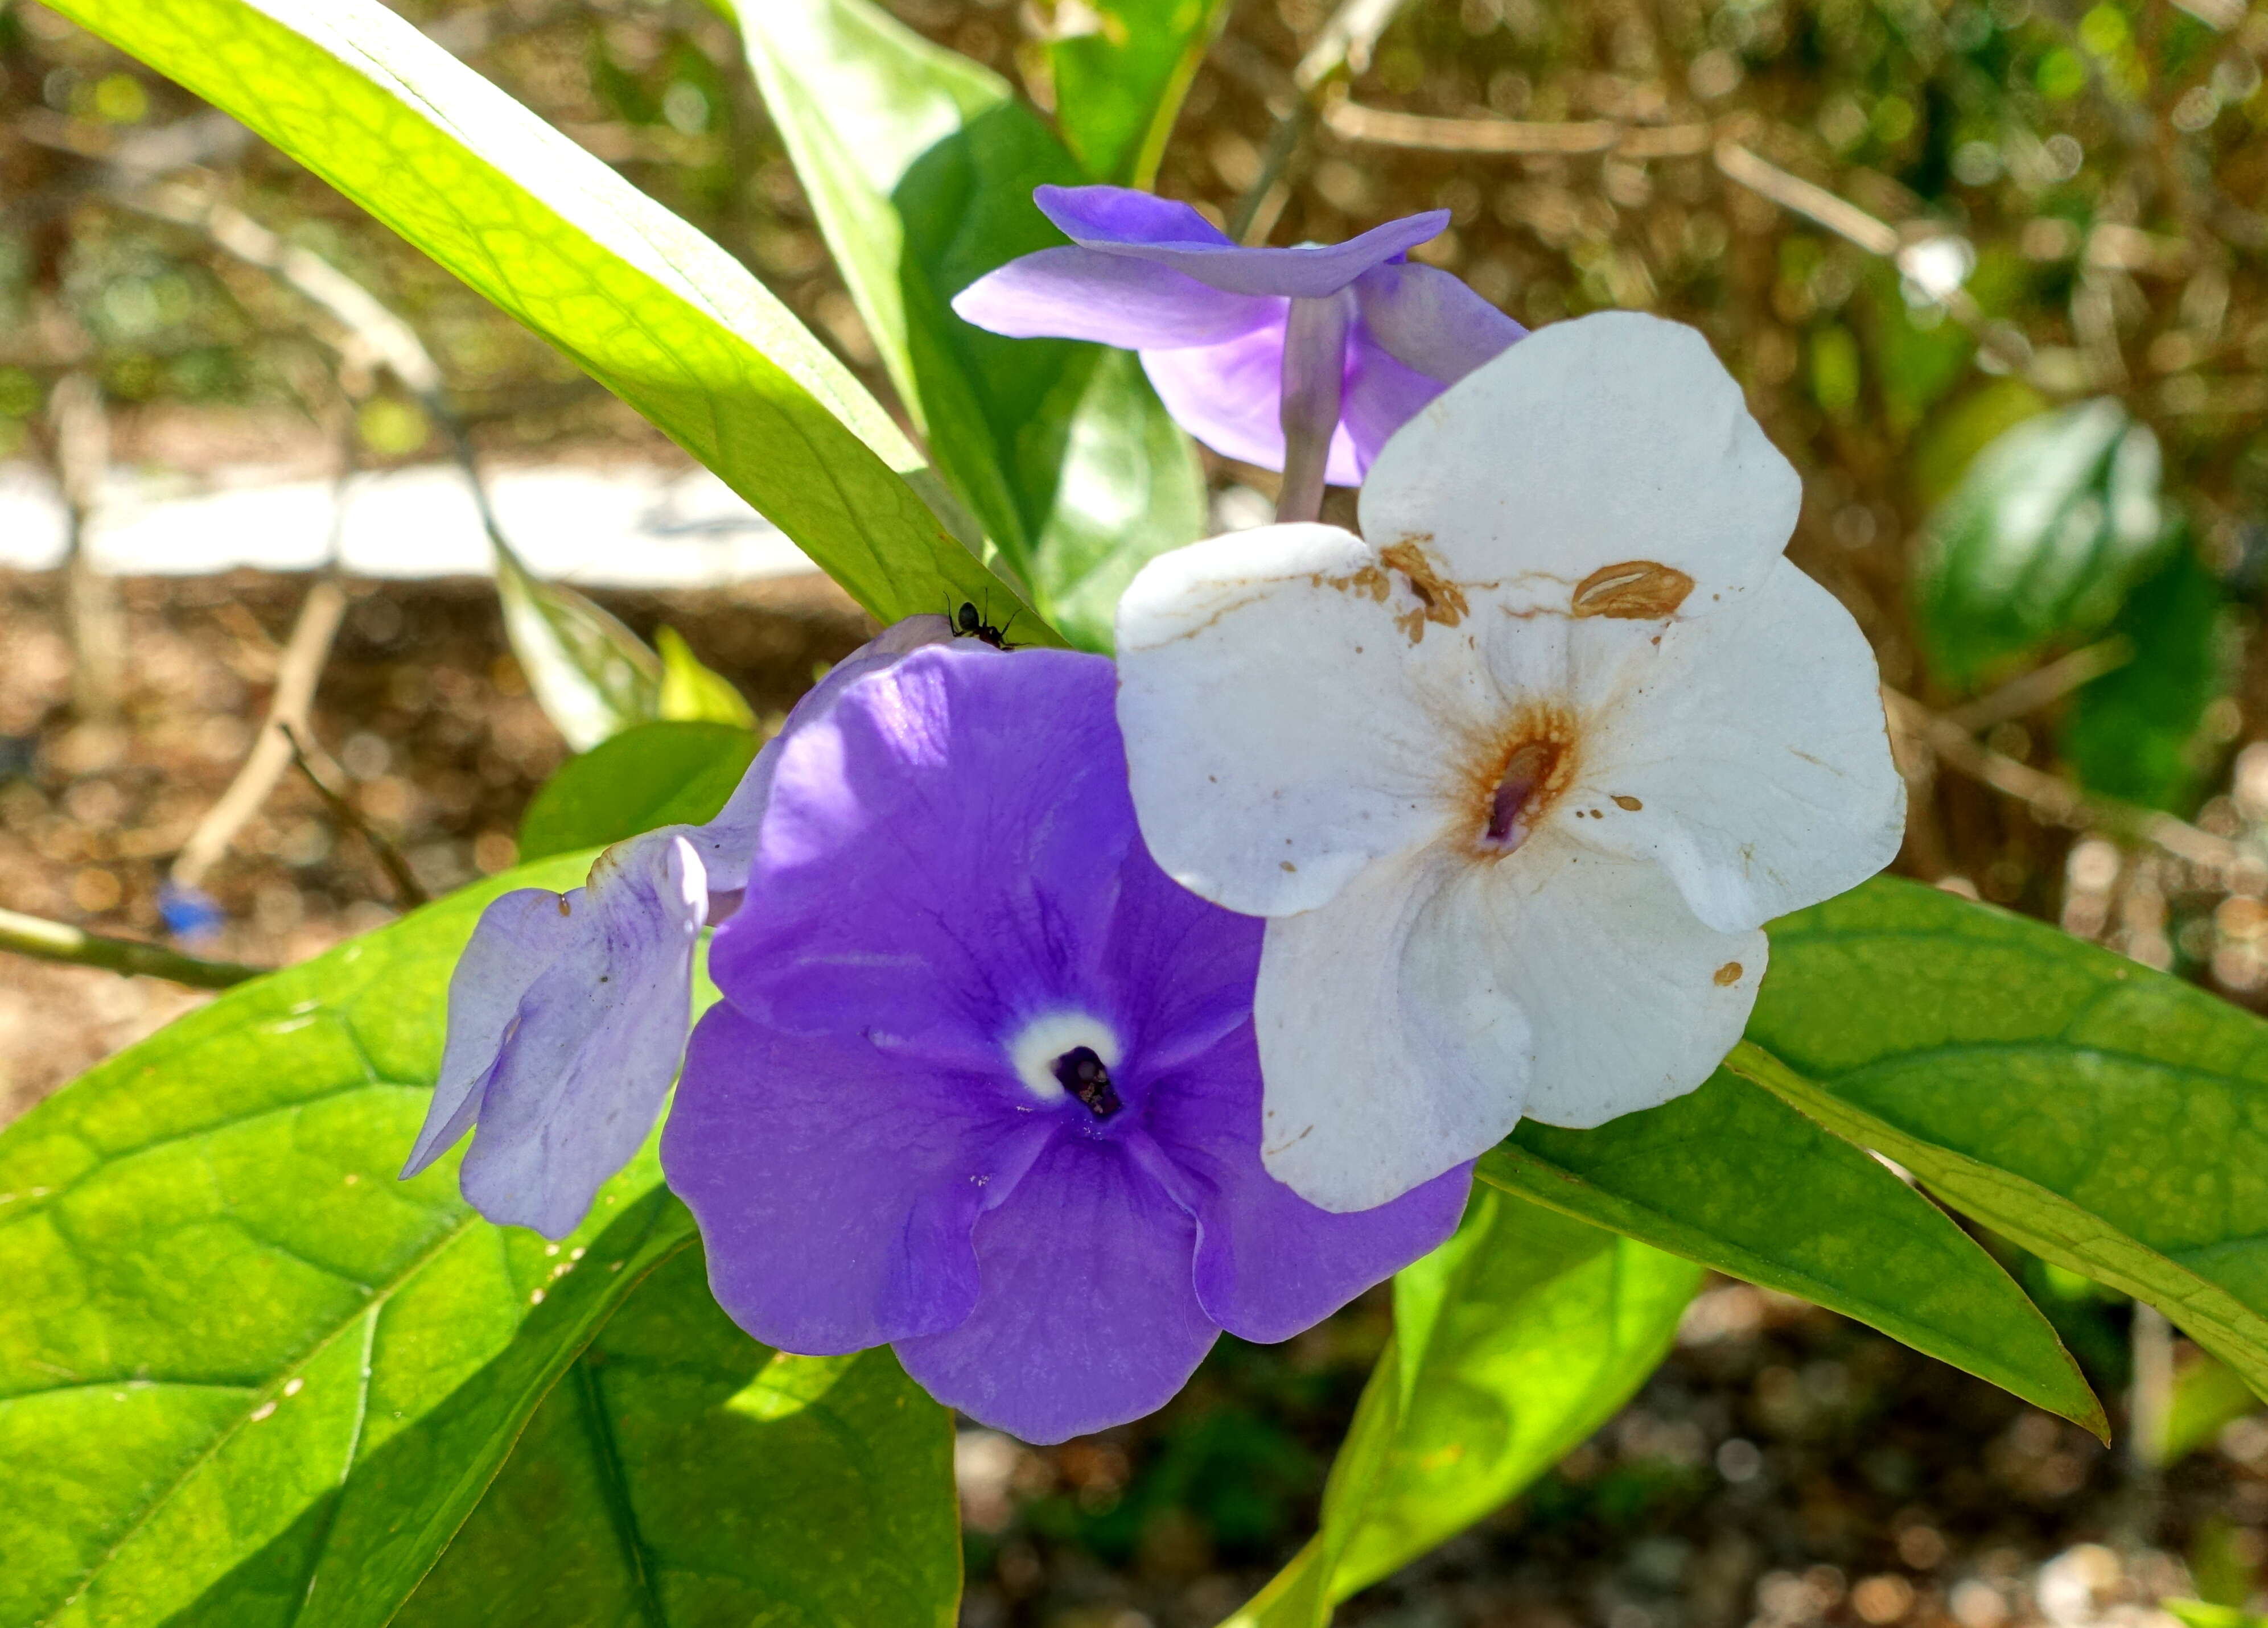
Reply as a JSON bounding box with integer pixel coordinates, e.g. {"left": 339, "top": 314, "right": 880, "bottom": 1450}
{"left": 1573, "top": 560, "right": 1695, "bottom": 620}
{"left": 1380, "top": 539, "right": 1469, "bottom": 634}
{"left": 1613, "top": 794, "right": 1643, "bottom": 811}
{"left": 1463, "top": 702, "right": 1582, "bottom": 858}
{"left": 1714, "top": 961, "right": 1744, "bottom": 986}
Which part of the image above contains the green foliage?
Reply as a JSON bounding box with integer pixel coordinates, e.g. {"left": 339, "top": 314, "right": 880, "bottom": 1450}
{"left": 397, "top": 1248, "right": 960, "bottom": 1628}
{"left": 2160, "top": 1354, "right": 2262, "bottom": 1467}
{"left": 1489, "top": 1070, "right": 2103, "bottom": 1433}
{"left": 725, "top": 0, "right": 1207, "bottom": 651}
{"left": 491, "top": 541, "right": 665, "bottom": 752}
{"left": 1912, "top": 398, "right": 2168, "bottom": 689}
{"left": 1225, "top": 1195, "right": 1700, "bottom": 1625}
{"left": 45, "top": 0, "right": 1052, "bottom": 637}
{"left": 517, "top": 720, "right": 760, "bottom": 862}
{"left": 2060, "top": 541, "right": 2230, "bottom": 812}
{"left": 1738, "top": 876, "right": 2268, "bottom": 1404}
{"left": 1047, "top": 0, "right": 1236, "bottom": 187}
{"left": 656, "top": 627, "right": 758, "bottom": 729}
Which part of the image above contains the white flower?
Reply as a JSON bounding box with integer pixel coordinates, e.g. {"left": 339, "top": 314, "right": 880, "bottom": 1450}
{"left": 1113, "top": 311, "right": 1905, "bottom": 1213}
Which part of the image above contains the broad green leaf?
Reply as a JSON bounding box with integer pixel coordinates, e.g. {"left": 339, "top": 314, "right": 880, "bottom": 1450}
{"left": 0, "top": 854, "right": 707, "bottom": 1628}
{"left": 1731, "top": 876, "right": 2268, "bottom": 1408}
{"left": 1047, "top": 0, "right": 1236, "bottom": 187}
{"left": 1483, "top": 1070, "right": 2104, "bottom": 1435}
{"left": 518, "top": 720, "right": 759, "bottom": 862}
{"left": 48, "top": 0, "right": 1054, "bottom": 637}
{"left": 1912, "top": 398, "right": 2167, "bottom": 687}
{"left": 2160, "top": 1352, "right": 2261, "bottom": 1466}
{"left": 2167, "top": 1604, "right": 2268, "bottom": 1628}
{"left": 656, "top": 627, "right": 758, "bottom": 730}
{"left": 396, "top": 1246, "right": 960, "bottom": 1628}
{"left": 727, "top": 0, "right": 1207, "bottom": 650}
{"left": 491, "top": 542, "right": 663, "bottom": 752}
{"left": 1225, "top": 1194, "right": 1699, "bottom": 1626}
{"left": 2060, "top": 540, "right": 2230, "bottom": 812}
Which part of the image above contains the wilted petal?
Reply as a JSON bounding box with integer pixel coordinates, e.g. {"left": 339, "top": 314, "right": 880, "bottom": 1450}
{"left": 1568, "top": 558, "right": 1906, "bottom": 933}
{"left": 1116, "top": 523, "right": 1486, "bottom": 917}
{"left": 454, "top": 829, "right": 707, "bottom": 1238}
{"left": 1138, "top": 1023, "right": 1473, "bottom": 1341}
{"left": 1352, "top": 261, "right": 1525, "bottom": 383}
{"left": 1359, "top": 311, "right": 1798, "bottom": 609}
{"left": 1139, "top": 320, "right": 1364, "bottom": 484}
{"left": 1251, "top": 847, "right": 1532, "bottom": 1212}
{"left": 950, "top": 247, "right": 1275, "bottom": 349}
{"left": 894, "top": 1136, "right": 1219, "bottom": 1444}
{"left": 664, "top": 1002, "right": 1046, "bottom": 1354}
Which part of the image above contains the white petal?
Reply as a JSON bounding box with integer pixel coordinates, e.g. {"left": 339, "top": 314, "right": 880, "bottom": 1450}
{"left": 1358, "top": 311, "right": 1799, "bottom": 615}
{"left": 1253, "top": 847, "right": 1530, "bottom": 1212}
{"left": 1483, "top": 833, "right": 1765, "bottom": 1128}
{"left": 1570, "top": 558, "right": 1906, "bottom": 933}
{"left": 1115, "top": 522, "right": 1492, "bottom": 917}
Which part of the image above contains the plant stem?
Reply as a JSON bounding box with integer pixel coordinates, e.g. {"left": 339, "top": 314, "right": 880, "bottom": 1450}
{"left": 0, "top": 905, "right": 261, "bottom": 989}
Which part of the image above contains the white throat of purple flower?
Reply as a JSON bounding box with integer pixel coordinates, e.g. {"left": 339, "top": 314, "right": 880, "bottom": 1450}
{"left": 1010, "top": 1013, "right": 1125, "bottom": 1119}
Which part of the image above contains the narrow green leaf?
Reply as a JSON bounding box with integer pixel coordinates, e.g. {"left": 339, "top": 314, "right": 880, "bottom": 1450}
{"left": 0, "top": 855, "right": 707, "bottom": 1628}
{"left": 395, "top": 1246, "right": 961, "bottom": 1628}
{"left": 48, "top": 0, "right": 1052, "bottom": 636}
{"left": 517, "top": 721, "right": 759, "bottom": 863}
{"left": 1482, "top": 1070, "right": 2105, "bottom": 1436}
{"left": 1048, "top": 0, "right": 1236, "bottom": 187}
{"left": 491, "top": 543, "right": 663, "bottom": 752}
{"left": 2060, "top": 539, "right": 2230, "bottom": 813}
{"left": 1912, "top": 398, "right": 2167, "bottom": 688}
{"left": 727, "top": 0, "right": 1207, "bottom": 650}
{"left": 655, "top": 628, "right": 758, "bottom": 731}
{"left": 1733, "top": 876, "right": 2268, "bottom": 1409}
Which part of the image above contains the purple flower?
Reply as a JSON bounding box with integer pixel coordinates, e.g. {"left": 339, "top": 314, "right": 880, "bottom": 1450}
{"left": 660, "top": 644, "right": 1471, "bottom": 1442}
{"left": 401, "top": 615, "right": 954, "bottom": 1238}
{"left": 951, "top": 185, "right": 1524, "bottom": 524}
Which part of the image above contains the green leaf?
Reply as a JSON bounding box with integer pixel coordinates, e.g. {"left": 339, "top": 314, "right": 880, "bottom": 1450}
{"left": 0, "top": 855, "right": 707, "bottom": 1628}
{"left": 2166, "top": 1602, "right": 2268, "bottom": 1628}
{"left": 2161, "top": 1352, "right": 2262, "bottom": 1466}
{"left": 1224, "top": 1194, "right": 1700, "bottom": 1626}
{"left": 48, "top": 0, "right": 1053, "bottom": 637}
{"left": 396, "top": 1246, "right": 961, "bottom": 1628}
{"left": 1047, "top": 0, "right": 1236, "bottom": 187}
{"left": 2060, "top": 539, "right": 2230, "bottom": 812}
{"left": 1912, "top": 398, "right": 2167, "bottom": 689}
{"left": 1484, "top": 1070, "right": 2105, "bottom": 1436}
{"left": 656, "top": 627, "right": 758, "bottom": 730}
{"left": 726, "top": 0, "right": 1207, "bottom": 650}
{"left": 491, "top": 542, "right": 664, "bottom": 752}
{"left": 518, "top": 721, "right": 759, "bottom": 862}
{"left": 1733, "top": 876, "right": 2268, "bottom": 1411}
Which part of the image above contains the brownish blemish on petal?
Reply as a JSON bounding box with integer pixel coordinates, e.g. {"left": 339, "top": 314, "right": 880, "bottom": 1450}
{"left": 1612, "top": 794, "right": 1643, "bottom": 811}
{"left": 1714, "top": 961, "right": 1744, "bottom": 986}
{"left": 557, "top": 897, "right": 572, "bottom": 917}
{"left": 1380, "top": 538, "right": 1469, "bottom": 633}
{"left": 1573, "top": 560, "right": 1695, "bottom": 620}
{"left": 1462, "top": 701, "right": 1582, "bottom": 858}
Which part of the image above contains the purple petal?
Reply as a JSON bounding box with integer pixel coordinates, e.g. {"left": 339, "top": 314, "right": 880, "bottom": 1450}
{"left": 1339, "top": 329, "right": 1451, "bottom": 477}
{"left": 894, "top": 1136, "right": 1220, "bottom": 1443}
{"left": 1139, "top": 1025, "right": 1473, "bottom": 1343}
{"left": 952, "top": 248, "right": 1275, "bottom": 349}
{"left": 1140, "top": 324, "right": 1363, "bottom": 485}
{"left": 402, "top": 887, "right": 581, "bottom": 1180}
{"left": 707, "top": 645, "right": 1134, "bottom": 1065}
{"left": 1039, "top": 184, "right": 1451, "bottom": 299}
{"left": 664, "top": 1001, "right": 1051, "bottom": 1354}
{"left": 454, "top": 830, "right": 706, "bottom": 1238}
{"left": 1352, "top": 261, "right": 1525, "bottom": 384}
{"left": 1100, "top": 836, "right": 1264, "bottom": 1077}
{"left": 693, "top": 614, "right": 956, "bottom": 897}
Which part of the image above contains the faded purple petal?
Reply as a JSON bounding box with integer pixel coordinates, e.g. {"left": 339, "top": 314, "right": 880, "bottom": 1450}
{"left": 455, "top": 829, "right": 706, "bottom": 1238}
{"left": 1340, "top": 329, "right": 1451, "bottom": 476}
{"left": 707, "top": 645, "right": 1133, "bottom": 1063}
{"left": 664, "top": 1001, "right": 1050, "bottom": 1354}
{"left": 1038, "top": 184, "right": 1452, "bottom": 299}
{"left": 1353, "top": 261, "right": 1526, "bottom": 383}
{"left": 894, "top": 1136, "right": 1220, "bottom": 1444}
{"left": 951, "top": 248, "right": 1274, "bottom": 349}
{"left": 1141, "top": 324, "right": 1364, "bottom": 485}
{"left": 1138, "top": 1025, "right": 1473, "bottom": 1342}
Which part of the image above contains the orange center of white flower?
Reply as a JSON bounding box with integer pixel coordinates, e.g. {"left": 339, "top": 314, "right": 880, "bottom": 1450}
{"left": 1468, "top": 704, "right": 1580, "bottom": 856}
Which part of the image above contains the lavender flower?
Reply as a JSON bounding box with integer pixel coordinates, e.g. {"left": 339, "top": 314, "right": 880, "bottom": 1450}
{"left": 951, "top": 184, "right": 1524, "bottom": 524}
{"left": 661, "top": 643, "right": 1471, "bottom": 1443}
{"left": 401, "top": 615, "right": 954, "bottom": 1238}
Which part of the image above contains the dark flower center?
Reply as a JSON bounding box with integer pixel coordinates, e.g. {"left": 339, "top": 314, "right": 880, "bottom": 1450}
{"left": 1051, "top": 1046, "right": 1121, "bottom": 1119}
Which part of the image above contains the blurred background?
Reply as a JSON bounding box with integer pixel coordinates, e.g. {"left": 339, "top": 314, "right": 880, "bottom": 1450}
{"left": 3, "top": 0, "right": 2268, "bottom": 1622}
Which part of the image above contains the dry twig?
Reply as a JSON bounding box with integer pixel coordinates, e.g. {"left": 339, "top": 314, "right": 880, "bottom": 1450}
{"left": 280, "top": 724, "right": 431, "bottom": 909}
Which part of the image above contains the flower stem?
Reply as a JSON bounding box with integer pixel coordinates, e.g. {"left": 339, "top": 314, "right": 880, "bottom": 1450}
{"left": 0, "top": 905, "right": 262, "bottom": 990}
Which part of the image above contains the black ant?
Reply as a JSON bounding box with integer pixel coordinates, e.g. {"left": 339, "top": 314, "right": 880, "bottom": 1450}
{"left": 948, "top": 595, "right": 1019, "bottom": 650}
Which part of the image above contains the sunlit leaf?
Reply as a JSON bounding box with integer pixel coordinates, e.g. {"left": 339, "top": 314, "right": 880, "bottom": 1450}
{"left": 656, "top": 627, "right": 758, "bottom": 730}
{"left": 517, "top": 720, "right": 759, "bottom": 862}
{"left": 47, "top": 0, "right": 1053, "bottom": 636}
{"left": 725, "top": 0, "right": 1207, "bottom": 650}
{"left": 491, "top": 541, "right": 663, "bottom": 752}
{"left": 1047, "top": 0, "right": 1235, "bottom": 187}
